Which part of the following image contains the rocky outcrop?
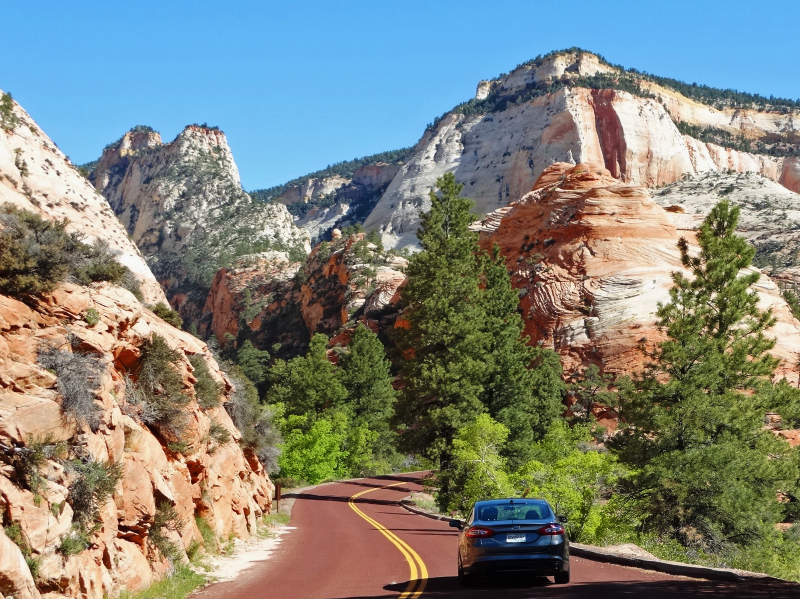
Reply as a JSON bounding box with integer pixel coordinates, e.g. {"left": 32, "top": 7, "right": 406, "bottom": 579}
{"left": 0, "top": 282, "right": 273, "bottom": 597}
{"left": 284, "top": 162, "right": 403, "bottom": 241}
{"left": 92, "top": 125, "right": 310, "bottom": 323}
{"left": 0, "top": 90, "right": 166, "bottom": 305}
{"left": 363, "top": 51, "right": 800, "bottom": 249}
{"left": 652, "top": 171, "right": 800, "bottom": 281}
{"left": 473, "top": 162, "right": 800, "bottom": 379}
{"left": 202, "top": 235, "right": 406, "bottom": 358}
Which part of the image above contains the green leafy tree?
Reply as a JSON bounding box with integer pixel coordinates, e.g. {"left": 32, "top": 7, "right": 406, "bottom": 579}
{"left": 515, "top": 421, "right": 626, "bottom": 541}
{"left": 265, "top": 333, "right": 348, "bottom": 423}
{"left": 338, "top": 324, "right": 397, "bottom": 457}
{"left": 439, "top": 414, "right": 513, "bottom": 515}
{"left": 278, "top": 414, "right": 346, "bottom": 484}
{"left": 613, "top": 200, "right": 800, "bottom": 549}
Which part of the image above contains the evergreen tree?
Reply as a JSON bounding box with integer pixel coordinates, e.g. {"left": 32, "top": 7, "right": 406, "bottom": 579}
{"left": 613, "top": 200, "right": 800, "bottom": 548}
{"left": 236, "top": 340, "right": 271, "bottom": 386}
{"left": 394, "top": 173, "right": 491, "bottom": 465}
{"left": 394, "top": 173, "right": 563, "bottom": 471}
{"left": 265, "top": 333, "right": 348, "bottom": 425}
{"left": 480, "top": 247, "right": 565, "bottom": 470}
{"left": 338, "top": 323, "right": 397, "bottom": 457}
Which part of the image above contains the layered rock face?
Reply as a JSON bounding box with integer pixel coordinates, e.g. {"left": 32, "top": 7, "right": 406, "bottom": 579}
{"left": 0, "top": 282, "right": 273, "bottom": 598}
{"left": 0, "top": 90, "right": 166, "bottom": 305}
{"left": 92, "top": 125, "right": 310, "bottom": 321}
{"left": 473, "top": 162, "right": 800, "bottom": 379}
{"left": 652, "top": 171, "right": 800, "bottom": 282}
{"left": 363, "top": 51, "right": 800, "bottom": 249}
{"left": 202, "top": 234, "right": 406, "bottom": 358}
{"left": 283, "top": 162, "right": 403, "bottom": 241}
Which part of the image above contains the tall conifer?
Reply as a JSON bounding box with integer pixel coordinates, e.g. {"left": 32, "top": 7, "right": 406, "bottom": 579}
{"left": 614, "top": 200, "right": 800, "bottom": 545}
{"left": 395, "top": 173, "right": 563, "bottom": 470}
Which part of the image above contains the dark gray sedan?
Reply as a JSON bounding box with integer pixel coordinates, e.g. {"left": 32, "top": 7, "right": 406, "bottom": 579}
{"left": 450, "top": 498, "right": 570, "bottom": 585}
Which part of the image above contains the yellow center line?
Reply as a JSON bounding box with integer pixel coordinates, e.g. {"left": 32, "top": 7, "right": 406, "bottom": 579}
{"left": 348, "top": 482, "right": 429, "bottom": 599}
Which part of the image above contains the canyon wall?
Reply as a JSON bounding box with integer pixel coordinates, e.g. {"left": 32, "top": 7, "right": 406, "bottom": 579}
{"left": 0, "top": 94, "right": 273, "bottom": 598}
{"left": 0, "top": 90, "right": 166, "bottom": 305}
{"left": 92, "top": 125, "right": 310, "bottom": 322}
{"left": 473, "top": 162, "right": 800, "bottom": 379}
{"left": 363, "top": 52, "right": 800, "bottom": 249}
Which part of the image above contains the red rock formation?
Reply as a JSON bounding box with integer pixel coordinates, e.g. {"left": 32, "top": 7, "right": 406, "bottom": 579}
{"left": 0, "top": 283, "right": 273, "bottom": 597}
{"left": 474, "top": 162, "right": 800, "bottom": 380}
{"left": 202, "top": 236, "right": 407, "bottom": 357}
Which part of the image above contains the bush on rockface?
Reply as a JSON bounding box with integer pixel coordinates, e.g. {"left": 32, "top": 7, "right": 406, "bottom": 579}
{"left": 38, "top": 346, "right": 105, "bottom": 432}
{"left": 224, "top": 364, "right": 283, "bottom": 472}
{"left": 124, "top": 334, "right": 190, "bottom": 439}
{"left": 0, "top": 204, "right": 142, "bottom": 300}
{"left": 151, "top": 302, "right": 183, "bottom": 328}
{"left": 188, "top": 355, "right": 222, "bottom": 409}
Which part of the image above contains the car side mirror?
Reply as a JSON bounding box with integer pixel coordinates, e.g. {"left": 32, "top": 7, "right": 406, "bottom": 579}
{"left": 449, "top": 519, "right": 463, "bottom": 530}
{"left": 557, "top": 515, "right": 567, "bottom": 523}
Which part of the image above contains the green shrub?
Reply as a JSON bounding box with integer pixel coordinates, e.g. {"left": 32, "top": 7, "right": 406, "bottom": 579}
{"left": 195, "top": 516, "right": 217, "bottom": 553}
{"left": 13, "top": 434, "right": 66, "bottom": 495}
{"left": 67, "top": 459, "right": 124, "bottom": 525}
{"left": 59, "top": 527, "right": 91, "bottom": 556}
{"left": 151, "top": 302, "right": 183, "bottom": 328}
{"left": 189, "top": 355, "right": 221, "bottom": 409}
{"left": 129, "top": 335, "right": 190, "bottom": 438}
{"left": 120, "top": 564, "right": 205, "bottom": 599}
{"left": 4, "top": 522, "right": 39, "bottom": 577}
{"left": 0, "top": 92, "right": 18, "bottom": 132}
{"left": 223, "top": 365, "right": 282, "bottom": 472}
{"left": 83, "top": 308, "right": 100, "bottom": 326}
{"left": 0, "top": 204, "right": 142, "bottom": 300}
{"left": 38, "top": 347, "right": 105, "bottom": 431}
{"left": 149, "top": 501, "right": 185, "bottom": 564}
{"left": 208, "top": 419, "right": 231, "bottom": 446}
{"left": 0, "top": 205, "right": 79, "bottom": 296}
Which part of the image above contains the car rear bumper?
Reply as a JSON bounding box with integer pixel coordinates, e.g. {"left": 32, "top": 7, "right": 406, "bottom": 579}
{"left": 465, "top": 554, "right": 568, "bottom": 576}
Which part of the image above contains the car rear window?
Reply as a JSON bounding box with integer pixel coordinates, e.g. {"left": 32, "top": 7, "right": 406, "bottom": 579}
{"left": 475, "top": 501, "right": 553, "bottom": 521}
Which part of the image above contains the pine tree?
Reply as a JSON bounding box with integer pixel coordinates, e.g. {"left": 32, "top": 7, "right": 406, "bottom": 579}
{"left": 480, "top": 247, "right": 564, "bottom": 470}
{"left": 338, "top": 323, "right": 397, "bottom": 457}
{"left": 394, "top": 173, "right": 563, "bottom": 470}
{"left": 614, "top": 200, "right": 800, "bottom": 547}
{"left": 394, "top": 173, "right": 488, "bottom": 465}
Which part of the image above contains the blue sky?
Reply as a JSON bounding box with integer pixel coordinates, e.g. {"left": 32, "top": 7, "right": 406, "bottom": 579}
{"left": 2, "top": 1, "right": 798, "bottom": 190}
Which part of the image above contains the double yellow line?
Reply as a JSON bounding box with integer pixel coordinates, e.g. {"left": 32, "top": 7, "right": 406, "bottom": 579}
{"left": 348, "top": 482, "right": 428, "bottom": 598}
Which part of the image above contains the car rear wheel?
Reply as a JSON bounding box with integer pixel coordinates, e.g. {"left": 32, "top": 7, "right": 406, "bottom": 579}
{"left": 554, "top": 570, "right": 570, "bottom": 584}
{"left": 458, "top": 556, "right": 473, "bottom": 587}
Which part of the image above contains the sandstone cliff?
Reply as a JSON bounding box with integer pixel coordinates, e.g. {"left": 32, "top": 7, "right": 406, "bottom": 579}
{"left": 92, "top": 125, "right": 310, "bottom": 323}
{"left": 202, "top": 233, "right": 406, "bottom": 358}
{"left": 363, "top": 50, "right": 800, "bottom": 249}
{"left": 652, "top": 171, "right": 800, "bottom": 281}
{"left": 0, "top": 282, "right": 273, "bottom": 598}
{"left": 0, "top": 91, "right": 166, "bottom": 305}
{"left": 472, "top": 162, "right": 800, "bottom": 380}
{"left": 267, "top": 162, "right": 403, "bottom": 241}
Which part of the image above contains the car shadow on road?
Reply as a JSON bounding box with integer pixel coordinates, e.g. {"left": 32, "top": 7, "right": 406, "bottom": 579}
{"left": 358, "top": 575, "right": 800, "bottom": 599}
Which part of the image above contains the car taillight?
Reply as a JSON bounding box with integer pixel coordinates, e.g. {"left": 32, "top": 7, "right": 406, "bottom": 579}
{"left": 465, "top": 526, "right": 495, "bottom": 538}
{"left": 537, "top": 523, "right": 565, "bottom": 535}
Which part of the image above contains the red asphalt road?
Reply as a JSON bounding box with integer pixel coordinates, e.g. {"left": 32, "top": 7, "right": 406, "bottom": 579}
{"left": 195, "top": 474, "right": 800, "bottom": 598}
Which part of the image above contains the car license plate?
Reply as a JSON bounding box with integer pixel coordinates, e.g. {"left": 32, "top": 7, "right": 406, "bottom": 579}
{"left": 506, "top": 534, "right": 526, "bottom": 543}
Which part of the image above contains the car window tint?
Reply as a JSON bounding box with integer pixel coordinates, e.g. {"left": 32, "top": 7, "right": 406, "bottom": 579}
{"left": 477, "top": 501, "right": 552, "bottom": 521}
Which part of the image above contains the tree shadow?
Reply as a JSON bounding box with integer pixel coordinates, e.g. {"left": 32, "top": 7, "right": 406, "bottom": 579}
{"left": 369, "top": 574, "right": 800, "bottom": 599}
